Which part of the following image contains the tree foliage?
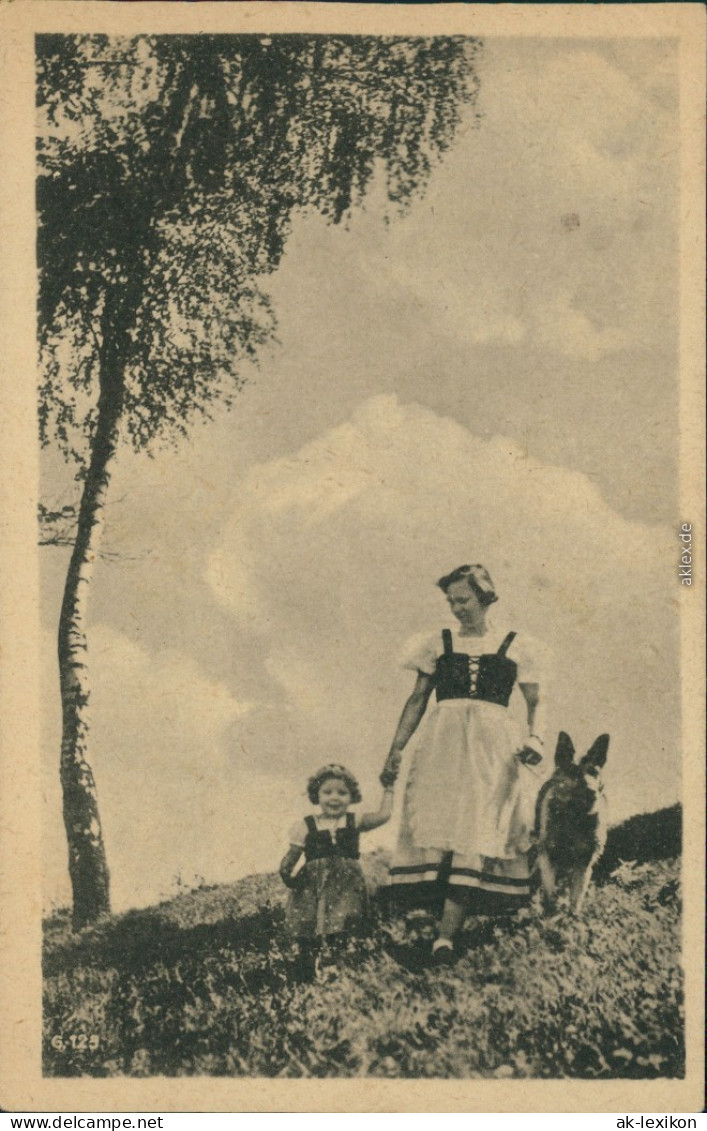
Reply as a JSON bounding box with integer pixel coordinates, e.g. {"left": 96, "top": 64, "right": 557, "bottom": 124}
{"left": 37, "top": 33, "right": 481, "bottom": 465}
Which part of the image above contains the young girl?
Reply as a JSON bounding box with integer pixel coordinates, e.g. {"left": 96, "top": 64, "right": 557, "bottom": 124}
{"left": 280, "top": 764, "right": 394, "bottom": 963}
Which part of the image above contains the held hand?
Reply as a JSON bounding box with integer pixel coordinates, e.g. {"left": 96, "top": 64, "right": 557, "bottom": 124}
{"left": 380, "top": 751, "right": 401, "bottom": 788}
{"left": 516, "top": 735, "right": 544, "bottom": 766}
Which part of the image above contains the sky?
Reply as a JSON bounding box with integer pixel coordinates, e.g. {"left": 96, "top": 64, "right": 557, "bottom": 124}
{"left": 40, "top": 37, "right": 681, "bottom": 913}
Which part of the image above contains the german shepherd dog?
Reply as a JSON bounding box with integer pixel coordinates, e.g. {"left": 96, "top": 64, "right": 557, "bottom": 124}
{"left": 535, "top": 731, "right": 610, "bottom": 915}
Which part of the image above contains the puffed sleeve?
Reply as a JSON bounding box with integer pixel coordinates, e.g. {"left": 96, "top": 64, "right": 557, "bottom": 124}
{"left": 287, "top": 819, "right": 308, "bottom": 848}
{"left": 508, "top": 633, "right": 548, "bottom": 684}
{"left": 398, "top": 632, "right": 438, "bottom": 675}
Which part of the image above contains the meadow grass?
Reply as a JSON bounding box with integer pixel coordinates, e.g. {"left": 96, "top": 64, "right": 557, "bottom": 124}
{"left": 43, "top": 807, "right": 683, "bottom": 1079}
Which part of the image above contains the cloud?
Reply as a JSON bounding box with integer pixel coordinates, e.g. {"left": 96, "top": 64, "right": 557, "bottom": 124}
{"left": 364, "top": 43, "right": 677, "bottom": 360}
{"left": 514, "top": 50, "right": 645, "bottom": 160}
{"left": 209, "top": 395, "right": 679, "bottom": 831}
{"left": 91, "top": 624, "right": 253, "bottom": 747}
{"left": 44, "top": 395, "right": 679, "bottom": 914}
{"left": 533, "top": 290, "right": 632, "bottom": 361}
{"left": 41, "top": 626, "right": 266, "bottom": 912}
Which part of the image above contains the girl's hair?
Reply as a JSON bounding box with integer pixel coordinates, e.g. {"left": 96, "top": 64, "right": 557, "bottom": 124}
{"left": 307, "top": 763, "right": 362, "bottom": 805}
{"left": 437, "top": 563, "right": 498, "bottom": 606}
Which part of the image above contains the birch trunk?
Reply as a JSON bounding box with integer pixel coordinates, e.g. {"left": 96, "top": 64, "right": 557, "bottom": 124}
{"left": 58, "top": 396, "right": 119, "bottom": 929}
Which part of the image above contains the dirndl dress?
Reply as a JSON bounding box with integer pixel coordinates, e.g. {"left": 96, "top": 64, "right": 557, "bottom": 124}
{"left": 286, "top": 812, "right": 369, "bottom": 940}
{"left": 389, "top": 627, "right": 541, "bottom": 911}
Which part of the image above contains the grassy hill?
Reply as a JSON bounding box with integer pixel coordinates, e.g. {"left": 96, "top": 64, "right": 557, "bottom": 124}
{"left": 43, "top": 805, "right": 683, "bottom": 1079}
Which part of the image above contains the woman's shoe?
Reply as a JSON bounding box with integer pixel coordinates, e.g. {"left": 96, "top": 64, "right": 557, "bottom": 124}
{"left": 430, "top": 940, "right": 455, "bottom": 967}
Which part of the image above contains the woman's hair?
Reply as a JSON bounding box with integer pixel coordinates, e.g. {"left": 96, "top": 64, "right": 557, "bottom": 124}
{"left": 437, "top": 563, "right": 498, "bottom": 605}
{"left": 307, "top": 763, "right": 362, "bottom": 805}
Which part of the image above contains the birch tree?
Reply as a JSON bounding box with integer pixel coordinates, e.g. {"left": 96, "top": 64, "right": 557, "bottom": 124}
{"left": 37, "top": 33, "right": 481, "bottom": 928}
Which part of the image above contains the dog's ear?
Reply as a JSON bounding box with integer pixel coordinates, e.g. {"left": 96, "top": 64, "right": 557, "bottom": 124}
{"left": 583, "top": 733, "right": 610, "bottom": 769}
{"left": 555, "top": 731, "right": 575, "bottom": 768}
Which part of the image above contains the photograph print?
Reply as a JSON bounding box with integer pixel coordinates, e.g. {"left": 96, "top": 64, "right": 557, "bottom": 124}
{"left": 29, "top": 9, "right": 697, "bottom": 1092}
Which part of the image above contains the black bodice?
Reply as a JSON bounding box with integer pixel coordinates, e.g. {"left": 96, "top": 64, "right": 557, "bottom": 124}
{"left": 303, "top": 813, "right": 360, "bottom": 861}
{"left": 435, "top": 629, "right": 518, "bottom": 707}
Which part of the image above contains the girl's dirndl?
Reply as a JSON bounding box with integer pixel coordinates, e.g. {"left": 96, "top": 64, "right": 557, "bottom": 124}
{"left": 390, "top": 627, "right": 539, "bottom": 912}
{"left": 286, "top": 813, "right": 369, "bottom": 940}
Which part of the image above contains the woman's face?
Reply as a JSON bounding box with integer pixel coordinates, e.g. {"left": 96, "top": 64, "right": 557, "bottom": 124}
{"left": 445, "top": 578, "right": 484, "bottom": 628}
{"left": 318, "top": 777, "right": 352, "bottom": 816}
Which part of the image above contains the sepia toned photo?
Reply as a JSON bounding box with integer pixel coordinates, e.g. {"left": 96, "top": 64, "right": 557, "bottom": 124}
{"left": 0, "top": 1, "right": 704, "bottom": 1115}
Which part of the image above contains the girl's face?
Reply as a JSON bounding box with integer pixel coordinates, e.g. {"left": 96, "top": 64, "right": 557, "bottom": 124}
{"left": 445, "top": 578, "right": 485, "bottom": 628}
{"left": 317, "top": 777, "right": 352, "bottom": 817}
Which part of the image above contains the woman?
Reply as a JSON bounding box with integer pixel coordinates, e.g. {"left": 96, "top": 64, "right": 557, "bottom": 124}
{"left": 380, "top": 563, "right": 545, "bottom": 964}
